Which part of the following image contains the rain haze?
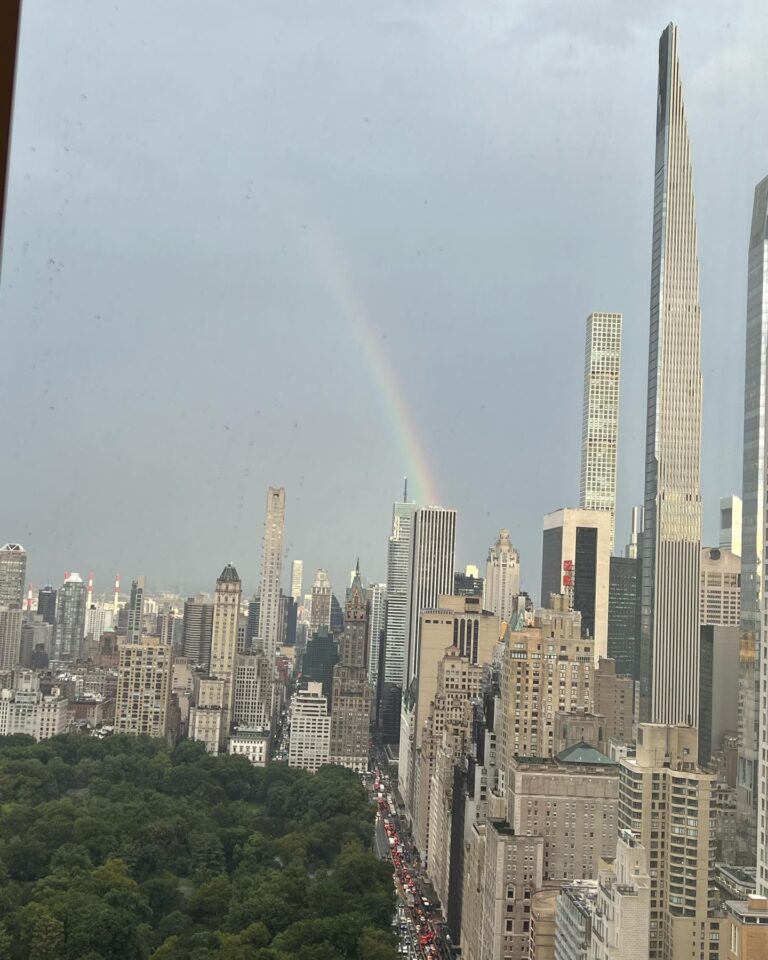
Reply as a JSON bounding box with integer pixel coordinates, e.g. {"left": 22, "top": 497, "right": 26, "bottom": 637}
{"left": 1, "top": 0, "right": 767, "bottom": 600}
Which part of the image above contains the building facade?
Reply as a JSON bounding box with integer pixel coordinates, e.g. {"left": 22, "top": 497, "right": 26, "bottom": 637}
{"left": 257, "top": 486, "right": 285, "bottom": 660}
{"left": 126, "top": 576, "right": 145, "bottom": 644}
{"left": 554, "top": 882, "right": 598, "bottom": 960}
{"left": 589, "top": 831, "right": 651, "bottom": 960}
{"left": 405, "top": 506, "right": 457, "bottom": 690}
{"left": 741, "top": 174, "right": 768, "bottom": 872}
{"left": 114, "top": 636, "right": 172, "bottom": 739}
{"left": 415, "top": 645, "right": 482, "bottom": 866}
{"left": 721, "top": 495, "right": 743, "bottom": 556}
{"left": 54, "top": 572, "right": 87, "bottom": 660}
{"left": 640, "top": 23, "right": 703, "bottom": 728}
{"left": 329, "top": 568, "right": 372, "bottom": 772}
{"left": 232, "top": 652, "right": 272, "bottom": 732}
{"left": 366, "top": 581, "right": 387, "bottom": 686}
{"left": 399, "top": 595, "right": 496, "bottom": 817}
{"left": 0, "top": 543, "right": 26, "bottom": 607}
{"left": 182, "top": 595, "right": 213, "bottom": 666}
{"left": 382, "top": 500, "right": 417, "bottom": 687}
{"left": 499, "top": 601, "right": 593, "bottom": 766}
{"left": 607, "top": 555, "right": 640, "bottom": 681}
{"left": 483, "top": 529, "right": 521, "bottom": 624}
{"left": 310, "top": 569, "right": 332, "bottom": 634}
{"left": 208, "top": 564, "right": 242, "bottom": 747}
{"left": 541, "top": 508, "right": 612, "bottom": 661}
{"left": 506, "top": 747, "right": 619, "bottom": 882}
{"left": 36, "top": 585, "right": 56, "bottom": 625}
{"left": 618, "top": 724, "right": 719, "bottom": 960}
{"left": 700, "top": 547, "right": 740, "bottom": 627}
{"left": 723, "top": 895, "right": 768, "bottom": 959}
{"left": 0, "top": 671, "right": 68, "bottom": 740}
{"left": 580, "top": 312, "right": 622, "bottom": 551}
{"left": 290, "top": 559, "right": 303, "bottom": 601}
{"left": 289, "top": 681, "right": 331, "bottom": 772}
{"left": 0, "top": 608, "right": 22, "bottom": 671}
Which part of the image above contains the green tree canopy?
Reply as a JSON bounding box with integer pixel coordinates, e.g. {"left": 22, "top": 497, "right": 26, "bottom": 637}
{"left": 0, "top": 735, "right": 397, "bottom": 959}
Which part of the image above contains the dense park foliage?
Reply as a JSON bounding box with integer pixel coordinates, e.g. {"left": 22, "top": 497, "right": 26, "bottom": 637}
{"left": 0, "top": 734, "right": 398, "bottom": 959}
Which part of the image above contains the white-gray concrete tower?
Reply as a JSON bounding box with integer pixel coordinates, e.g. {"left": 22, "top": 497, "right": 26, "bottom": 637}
{"left": 580, "top": 312, "right": 622, "bottom": 551}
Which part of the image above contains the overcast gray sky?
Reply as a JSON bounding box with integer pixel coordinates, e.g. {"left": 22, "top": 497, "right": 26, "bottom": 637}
{"left": 1, "top": 0, "right": 767, "bottom": 601}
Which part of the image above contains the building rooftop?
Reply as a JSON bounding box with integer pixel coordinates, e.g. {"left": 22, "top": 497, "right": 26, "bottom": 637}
{"left": 556, "top": 741, "right": 617, "bottom": 766}
{"left": 218, "top": 564, "right": 240, "bottom": 583}
{"left": 726, "top": 896, "right": 768, "bottom": 924}
{"left": 560, "top": 880, "right": 599, "bottom": 916}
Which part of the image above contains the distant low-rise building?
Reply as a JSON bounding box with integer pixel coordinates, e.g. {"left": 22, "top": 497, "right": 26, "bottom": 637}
{"left": 228, "top": 729, "right": 268, "bottom": 766}
{"left": 0, "top": 671, "right": 68, "bottom": 740}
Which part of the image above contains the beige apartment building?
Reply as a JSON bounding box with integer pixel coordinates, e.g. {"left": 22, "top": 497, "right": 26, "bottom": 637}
{"left": 400, "top": 594, "right": 497, "bottom": 819}
{"left": 589, "top": 830, "right": 651, "bottom": 960}
{"left": 498, "top": 601, "right": 594, "bottom": 769}
{"left": 188, "top": 676, "right": 226, "bottom": 755}
{"left": 114, "top": 636, "right": 172, "bottom": 739}
{"left": 507, "top": 745, "right": 619, "bottom": 882}
{"left": 722, "top": 895, "right": 768, "bottom": 959}
{"left": 207, "top": 564, "right": 242, "bottom": 748}
{"left": 529, "top": 888, "right": 557, "bottom": 959}
{"left": 427, "top": 729, "right": 460, "bottom": 909}
{"left": 593, "top": 658, "right": 633, "bottom": 744}
{"left": 0, "top": 671, "right": 68, "bottom": 740}
{"left": 414, "top": 645, "right": 483, "bottom": 863}
{"left": 618, "top": 724, "right": 720, "bottom": 960}
{"left": 461, "top": 818, "right": 545, "bottom": 960}
{"left": 289, "top": 681, "right": 331, "bottom": 773}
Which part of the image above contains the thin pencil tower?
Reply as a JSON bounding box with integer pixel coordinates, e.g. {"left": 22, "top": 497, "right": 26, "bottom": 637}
{"left": 639, "top": 23, "right": 703, "bottom": 726}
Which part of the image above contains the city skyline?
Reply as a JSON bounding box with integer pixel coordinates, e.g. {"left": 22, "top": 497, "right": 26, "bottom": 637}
{"left": 1, "top": 10, "right": 766, "bottom": 958}
{"left": 1, "top": 2, "right": 765, "bottom": 599}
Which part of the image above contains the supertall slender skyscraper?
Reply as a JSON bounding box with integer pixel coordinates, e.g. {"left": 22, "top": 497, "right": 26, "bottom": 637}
{"left": 257, "top": 487, "right": 285, "bottom": 661}
{"left": 639, "top": 24, "right": 703, "bottom": 727}
{"left": 741, "top": 174, "right": 768, "bottom": 888}
{"left": 580, "top": 313, "right": 622, "bottom": 550}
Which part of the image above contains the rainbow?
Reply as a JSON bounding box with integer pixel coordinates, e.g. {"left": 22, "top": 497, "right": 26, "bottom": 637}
{"left": 308, "top": 227, "right": 439, "bottom": 507}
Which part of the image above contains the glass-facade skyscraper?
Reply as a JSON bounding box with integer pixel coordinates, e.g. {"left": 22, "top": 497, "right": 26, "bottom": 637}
{"left": 382, "top": 500, "right": 417, "bottom": 686}
{"left": 640, "top": 23, "right": 703, "bottom": 727}
{"left": 741, "top": 174, "right": 768, "bottom": 891}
